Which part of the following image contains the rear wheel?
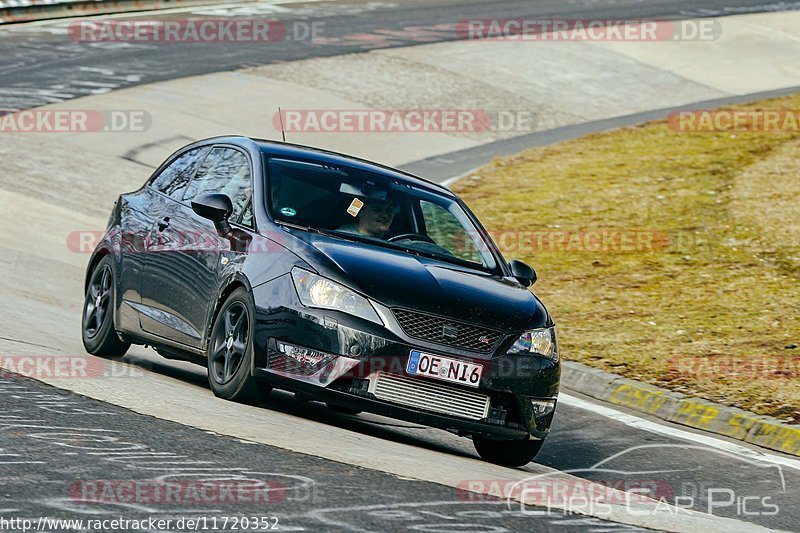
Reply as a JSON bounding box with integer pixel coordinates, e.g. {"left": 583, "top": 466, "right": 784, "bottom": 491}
{"left": 473, "top": 435, "right": 544, "bottom": 467}
{"left": 207, "top": 287, "right": 267, "bottom": 405}
{"left": 82, "top": 255, "right": 130, "bottom": 358}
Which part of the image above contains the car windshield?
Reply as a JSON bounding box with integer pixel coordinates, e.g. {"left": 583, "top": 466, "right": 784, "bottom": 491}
{"left": 265, "top": 156, "right": 498, "bottom": 272}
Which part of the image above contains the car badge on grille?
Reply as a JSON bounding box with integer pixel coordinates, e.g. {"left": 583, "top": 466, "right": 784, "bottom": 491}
{"left": 479, "top": 335, "right": 491, "bottom": 344}
{"left": 442, "top": 324, "right": 459, "bottom": 340}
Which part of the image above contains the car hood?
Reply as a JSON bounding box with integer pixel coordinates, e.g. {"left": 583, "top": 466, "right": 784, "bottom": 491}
{"left": 292, "top": 232, "right": 550, "bottom": 332}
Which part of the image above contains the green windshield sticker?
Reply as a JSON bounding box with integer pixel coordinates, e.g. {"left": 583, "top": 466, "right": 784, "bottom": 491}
{"left": 280, "top": 207, "right": 296, "bottom": 217}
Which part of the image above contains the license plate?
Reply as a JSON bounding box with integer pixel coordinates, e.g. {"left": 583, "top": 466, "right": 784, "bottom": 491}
{"left": 406, "top": 350, "right": 483, "bottom": 388}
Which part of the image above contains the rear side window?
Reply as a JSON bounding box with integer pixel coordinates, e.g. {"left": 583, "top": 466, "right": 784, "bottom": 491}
{"left": 184, "top": 147, "right": 252, "bottom": 224}
{"left": 150, "top": 146, "right": 211, "bottom": 200}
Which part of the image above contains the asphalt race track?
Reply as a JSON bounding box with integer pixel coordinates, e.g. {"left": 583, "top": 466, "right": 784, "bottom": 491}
{"left": 3, "top": 355, "right": 799, "bottom": 531}
{"left": 2, "top": 0, "right": 800, "bottom": 532}
{"left": 1, "top": 373, "right": 623, "bottom": 533}
{"left": 0, "top": 0, "right": 797, "bottom": 110}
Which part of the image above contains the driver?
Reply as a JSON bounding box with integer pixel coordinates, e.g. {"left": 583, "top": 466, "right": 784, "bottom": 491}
{"left": 338, "top": 195, "right": 395, "bottom": 238}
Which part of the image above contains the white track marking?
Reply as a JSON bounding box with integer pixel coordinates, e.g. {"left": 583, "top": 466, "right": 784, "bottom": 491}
{"left": 560, "top": 393, "right": 800, "bottom": 472}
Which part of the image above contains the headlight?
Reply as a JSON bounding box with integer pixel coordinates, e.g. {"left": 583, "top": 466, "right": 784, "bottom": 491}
{"left": 291, "top": 267, "right": 382, "bottom": 325}
{"left": 509, "top": 326, "right": 558, "bottom": 361}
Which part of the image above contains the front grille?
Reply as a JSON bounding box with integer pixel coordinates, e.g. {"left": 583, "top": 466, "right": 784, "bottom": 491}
{"left": 392, "top": 308, "right": 502, "bottom": 352}
{"left": 372, "top": 372, "right": 490, "bottom": 420}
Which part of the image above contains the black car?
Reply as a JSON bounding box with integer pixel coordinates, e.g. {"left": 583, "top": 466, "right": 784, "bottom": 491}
{"left": 81, "top": 136, "right": 559, "bottom": 467}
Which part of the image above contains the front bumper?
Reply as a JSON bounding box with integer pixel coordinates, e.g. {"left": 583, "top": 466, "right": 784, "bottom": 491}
{"left": 251, "top": 274, "right": 560, "bottom": 440}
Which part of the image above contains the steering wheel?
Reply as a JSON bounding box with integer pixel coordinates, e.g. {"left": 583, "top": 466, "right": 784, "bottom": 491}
{"left": 388, "top": 233, "right": 436, "bottom": 244}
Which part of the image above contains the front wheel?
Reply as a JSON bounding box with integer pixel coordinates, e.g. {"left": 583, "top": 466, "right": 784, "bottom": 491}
{"left": 82, "top": 255, "right": 130, "bottom": 358}
{"left": 207, "top": 287, "right": 267, "bottom": 405}
{"left": 473, "top": 435, "right": 544, "bottom": 467}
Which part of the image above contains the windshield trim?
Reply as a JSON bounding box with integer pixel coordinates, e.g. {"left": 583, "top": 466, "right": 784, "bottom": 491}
{"left": 452, "top": 196, "right": 510, "bottom": 277}
{"left": 263, "top": 154, "right": 506, "bottom": 276}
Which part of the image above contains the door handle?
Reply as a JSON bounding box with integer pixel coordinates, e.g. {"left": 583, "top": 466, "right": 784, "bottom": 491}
{"left": 157, "top": 217, "right": 170, "bottom": 232}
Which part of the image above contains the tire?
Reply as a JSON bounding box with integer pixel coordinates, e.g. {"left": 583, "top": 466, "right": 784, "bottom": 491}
{"left": 206, "top": 287, "right": 267, "bottom": 405}
{"left": 326, "top": 402, "right": 362, "bottom": 415}
{"left": 82, "top": 255, "right": 131, "bottom": 358}
{"left": 473, "top": 435, "right": 544, "bottom": 467}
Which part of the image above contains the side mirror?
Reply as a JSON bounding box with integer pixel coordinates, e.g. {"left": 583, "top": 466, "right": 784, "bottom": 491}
{"left": 191, "top": 193, "right": 233, "bottom": 233}
{"left": 509, "top": 259, "right": 537, "bottom": 287}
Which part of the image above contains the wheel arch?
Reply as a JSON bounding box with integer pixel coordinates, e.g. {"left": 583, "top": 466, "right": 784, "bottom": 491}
{"left": 204, "top": 275, "right": 253, "bottom": 349}
{"left": 84, "top": 249, "right": 112, "bottom": 293}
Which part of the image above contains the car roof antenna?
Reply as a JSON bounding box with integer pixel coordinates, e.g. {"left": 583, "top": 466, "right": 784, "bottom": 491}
{"left": 277, "top": 107, "right": 286, "bottom": 142}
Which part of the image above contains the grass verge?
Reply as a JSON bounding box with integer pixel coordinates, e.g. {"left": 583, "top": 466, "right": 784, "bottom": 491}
{"left": 454, "top": 95, "right": 800, "bottom": 423}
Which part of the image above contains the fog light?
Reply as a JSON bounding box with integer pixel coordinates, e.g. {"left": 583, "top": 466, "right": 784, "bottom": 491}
{"left": 529, "top": 398, "right": 557, "bottom": 432}
{"left": 277, "top": 342, "right": 330, "bottom": 366}
{"left": 349, "top": 343, "right": 362, "bottom": 356}
{"left": 530, "top": 398, "right": 557, "bottom": 418}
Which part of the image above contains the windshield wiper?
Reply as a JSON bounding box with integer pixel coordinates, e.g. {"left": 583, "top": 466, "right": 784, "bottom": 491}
{"left": 277, "top": 221, "right": 489, "bottom": 272}
{"left": 330, "top": 231, "right": 487, "bottom": 271}
{"left": 390, "top": 243, "right": 485, "bottom": 271}
{"left": 275, "top": 219, "right": 343, "bottom": 239}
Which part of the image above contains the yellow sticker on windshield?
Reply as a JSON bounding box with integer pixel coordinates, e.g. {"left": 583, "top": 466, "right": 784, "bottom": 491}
{"left": 347, "top": 198, "right": 364, "bottom": 217}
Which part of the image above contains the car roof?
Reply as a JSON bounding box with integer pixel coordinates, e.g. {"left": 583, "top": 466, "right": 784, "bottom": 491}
{"left": 201, "top": 135, "right": 457, "bottom": 198}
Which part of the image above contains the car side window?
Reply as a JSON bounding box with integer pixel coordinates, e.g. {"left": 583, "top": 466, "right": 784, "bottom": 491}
{"left": 420, "top": 200, "right": 482, "bottom": 264}
{"left": 184, "top": 147, "right": 253, "bottom": 225}
{"left": 149, "top": 146, "right": 211, "bottom": 201}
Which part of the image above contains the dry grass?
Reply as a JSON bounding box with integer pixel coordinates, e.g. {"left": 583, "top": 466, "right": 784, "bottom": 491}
{"left": 454, "top": 95, "right": 800, "bottom": 422}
